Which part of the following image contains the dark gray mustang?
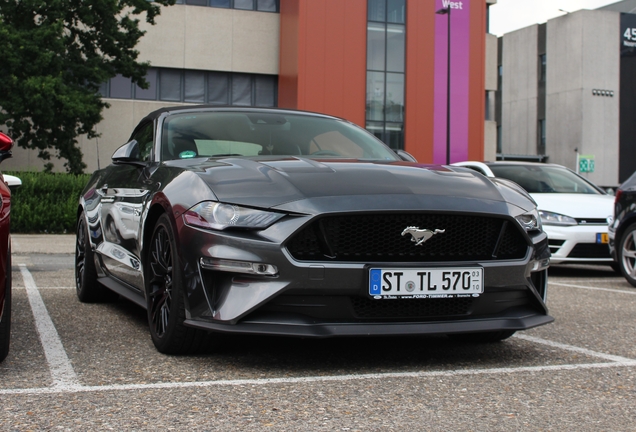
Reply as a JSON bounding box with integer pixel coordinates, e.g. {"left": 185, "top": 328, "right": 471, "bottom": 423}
{"left": 75, "top": 106, "right": 552, "bottom": 354}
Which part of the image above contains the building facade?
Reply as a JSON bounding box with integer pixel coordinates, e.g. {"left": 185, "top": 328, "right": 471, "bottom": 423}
{"left": 497, "top": 0, "right": 636, "bottom": 187}
{"left": 4, "top": 0, "right": 498, "bottom": 173}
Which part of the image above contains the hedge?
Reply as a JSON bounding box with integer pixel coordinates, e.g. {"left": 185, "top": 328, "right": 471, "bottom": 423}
{"left": 4, "top": 171, "right": 92, "bottom": 233}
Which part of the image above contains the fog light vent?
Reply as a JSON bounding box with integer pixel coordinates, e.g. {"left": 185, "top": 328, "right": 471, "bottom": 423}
{"left": 200, "top": 257, "right": 278, "bottom": 276}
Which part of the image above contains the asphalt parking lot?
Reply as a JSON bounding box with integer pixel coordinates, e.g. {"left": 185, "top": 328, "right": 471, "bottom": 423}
{"left": 1, "top": 235, "right": 635, "bottom": 431}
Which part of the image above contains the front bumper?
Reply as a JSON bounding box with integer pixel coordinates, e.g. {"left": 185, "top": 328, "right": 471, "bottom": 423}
{"left": 543, "top": 224, "right": 611, "bottom": 264}
{"left": 177, "top": 217, "right": 552, "bottom": 337}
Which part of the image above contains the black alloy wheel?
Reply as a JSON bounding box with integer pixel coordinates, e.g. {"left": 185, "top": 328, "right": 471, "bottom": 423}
{"left": 146, "top": 213, "right": 215, "bottom": 354}
{"left": 618, "top": 223, "right": 636, "bottom": 287}
{"left": 0, "top": 248, "right": 11, "bottom": 363}
{"left": 75, "top": 212, "right": 117, "bottom": 302}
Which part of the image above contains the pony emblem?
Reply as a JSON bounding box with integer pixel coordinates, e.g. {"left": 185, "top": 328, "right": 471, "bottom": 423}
{"left": 401, "top": 227, "right": 446, "bottom": 246}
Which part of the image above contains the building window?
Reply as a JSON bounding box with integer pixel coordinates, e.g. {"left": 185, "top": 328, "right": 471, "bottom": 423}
{"left": 100, "top": 68, "right": 278, "bottom": 107}
{"left": 135, "top": 68, "right": 158, "bottom": 100}
{"left": 175, "top": 0, "right": 278, "bottom": 12}
{"left": 485, "top": 90, "right": 497, "bottom": 122}
{"left": 496, "top": 125, "right": 502, "bottom": 154}
{"left": 538, "top": 119, "right": 546, "bottom": 154}
{"left": 159, "top": 69, "right": 182, "bottom": 102}
{"left": 539, "top": 54, "right": 546, "bottom": 82}
{"left": 366, "top": 0, "right": 406, "bottom": 150}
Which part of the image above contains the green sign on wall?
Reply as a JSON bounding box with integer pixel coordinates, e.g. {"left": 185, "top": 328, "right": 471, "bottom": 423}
{"left": 579, "top": 155, "right": 595, "bottom": 173}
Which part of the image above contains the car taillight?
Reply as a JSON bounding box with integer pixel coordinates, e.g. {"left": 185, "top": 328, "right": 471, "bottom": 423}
{"left": 615, "top": 189, "right": 622, "bottom": 204}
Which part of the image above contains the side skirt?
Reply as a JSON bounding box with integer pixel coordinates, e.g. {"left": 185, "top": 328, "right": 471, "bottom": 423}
{"left": 98, "top": 276, "right": 147, "bottom": 309}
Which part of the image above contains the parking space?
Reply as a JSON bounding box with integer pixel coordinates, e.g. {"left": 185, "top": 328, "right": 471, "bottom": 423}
{"left": 1, "top": 235, "right": 635, "bottom": 430}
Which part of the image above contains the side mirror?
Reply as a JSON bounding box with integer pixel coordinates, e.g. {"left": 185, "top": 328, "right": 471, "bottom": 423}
{"left": 3, "top": 174, "right": 21, "bottom": 190}
{"left": 0, "top": 132, "right": 14, "bottom": 164}
{"left": 396, "top": 149, "right": 417, "bottom": 163}
{"left": 112, "top": 140, "right": 147, "bottom": 167}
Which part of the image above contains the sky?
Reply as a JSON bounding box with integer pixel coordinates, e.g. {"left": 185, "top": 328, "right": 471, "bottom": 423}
{"left": 489, "top": 0, "right": 624, "bottom": 36}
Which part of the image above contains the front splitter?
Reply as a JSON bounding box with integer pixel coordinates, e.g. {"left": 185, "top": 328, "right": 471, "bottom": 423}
{"left": 184, "top": 313, "right": 554, "bottom": 338}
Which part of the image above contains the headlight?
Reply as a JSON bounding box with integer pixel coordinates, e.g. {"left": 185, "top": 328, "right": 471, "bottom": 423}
{"left": 539, "top": 210, "right": 577, "bottom": 226}
{"left": 516, "top": 208, "right": 541, "bottom": 232}
{"left": 183, "top": 202, "right": 285, "bottom": 230}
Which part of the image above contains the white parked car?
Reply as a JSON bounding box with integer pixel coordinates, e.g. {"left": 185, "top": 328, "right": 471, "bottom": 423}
{"left": 453, "top": 161, "right": 615, "bottom": 268}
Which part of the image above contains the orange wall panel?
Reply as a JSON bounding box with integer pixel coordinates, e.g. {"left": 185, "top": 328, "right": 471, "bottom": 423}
{"left": 404, "top": 0, "right": 437, "bottom": 163}
{"left": 279, "top": 0, "right": 367, "bottom": 127}
{"left": 468, "top": 0, "right": 486, "bottom": 161}
{"left": 278, "top": 0, "right": 300, "bottom": 109}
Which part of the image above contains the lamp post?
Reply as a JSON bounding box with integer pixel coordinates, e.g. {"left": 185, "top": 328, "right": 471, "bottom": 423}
{"left": 436, "top": 6, "right": 451, "bottom": 165}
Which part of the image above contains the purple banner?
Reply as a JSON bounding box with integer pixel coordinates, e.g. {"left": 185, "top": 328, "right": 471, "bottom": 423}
{"left": 434, "top": 0, "right": 470, "bottom": 164}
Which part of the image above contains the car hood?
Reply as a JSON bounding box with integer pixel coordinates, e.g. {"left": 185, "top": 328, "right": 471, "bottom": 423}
{"left": 184, "top": 157, "right": 536, "bottom": 215}
{"left": 530, "top": 193, "right": 614, "bottom": 219}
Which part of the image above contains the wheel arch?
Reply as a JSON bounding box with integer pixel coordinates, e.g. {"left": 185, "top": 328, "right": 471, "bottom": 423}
{"left": 76, "top": 205, "right": 85, "bottom": 227}
{"left": 616, "top": 214, "right": 636, "bottom": 248}
{"left": 143, "top": 204, "right": 165, "bottom": 253}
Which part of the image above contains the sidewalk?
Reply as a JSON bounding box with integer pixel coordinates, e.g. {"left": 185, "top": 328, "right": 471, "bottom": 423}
{"left": 11, "top": 234, "right": 76, "bottom": 254}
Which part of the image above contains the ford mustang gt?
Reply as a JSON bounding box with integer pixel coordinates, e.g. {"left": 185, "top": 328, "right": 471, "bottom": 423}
{"left": 76, "top": 106, "right": 552, "bottom": 354}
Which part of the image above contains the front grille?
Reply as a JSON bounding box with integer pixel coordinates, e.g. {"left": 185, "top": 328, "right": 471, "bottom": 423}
{"left": 350, "top": 297, "right": 473, "bottom": 319}
{"left": 568, "top": 243, "right": 611, "bottom": 258}
{"left": 575, "top": 219, "right": 608, "bottom": 225}
{"left": 286, "top": 213, "right": 528, "bottom": 262}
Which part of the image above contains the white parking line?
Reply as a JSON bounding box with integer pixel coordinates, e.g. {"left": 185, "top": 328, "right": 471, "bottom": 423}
{"left": 515, "top": 334, "right": 636, "bottom": 364}
{"left": 550, "top": 282, "right": 636, "bottom": 295}
{"left": 555, "top": 279, "right": 624, "bottom": 283}
{"left": 1, "top": 359, "right": 634, "bottom": 396}
{"left": 18, "top": 264, "right": 80, "bottom": 390}
{"left": 8, "top": 262, "right": 636, "bottom": 396}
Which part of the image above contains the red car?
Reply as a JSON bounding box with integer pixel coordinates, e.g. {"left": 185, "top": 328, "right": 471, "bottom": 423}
{"left": 0, "top": 132, "right": 13, "bottom": 362}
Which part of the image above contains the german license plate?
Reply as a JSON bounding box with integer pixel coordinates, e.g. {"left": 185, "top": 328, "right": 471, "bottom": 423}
{"left": 369, "top": 267, "right": 483, "bottom": 299}
{"left": 597, "top": 233, "right": 609, "bottom": 244}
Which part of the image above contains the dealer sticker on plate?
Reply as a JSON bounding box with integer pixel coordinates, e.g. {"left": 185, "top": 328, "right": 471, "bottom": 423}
{"left": 369, "top": 267, "right": 483, "bottom": 299}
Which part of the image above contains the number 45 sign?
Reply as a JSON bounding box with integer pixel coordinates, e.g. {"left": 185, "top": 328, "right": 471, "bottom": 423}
{"left": 623, "top": 27, "right": 636, "bottom": 47}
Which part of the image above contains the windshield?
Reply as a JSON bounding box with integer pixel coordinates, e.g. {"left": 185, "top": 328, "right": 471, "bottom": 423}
{"left": 489, "top": 164, "right": 603, "bottom": 194}
{"left": 161, "top": 111, "right": 399, "bottom": 162}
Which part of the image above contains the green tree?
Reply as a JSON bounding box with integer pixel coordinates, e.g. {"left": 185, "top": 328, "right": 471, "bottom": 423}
{"left": 0, "top": 0, "right": 175, "bottom": 174}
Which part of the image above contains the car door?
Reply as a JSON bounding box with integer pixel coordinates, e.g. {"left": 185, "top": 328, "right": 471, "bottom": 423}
{"left": 96, "top": 121, "right": 155, "bottom": 290}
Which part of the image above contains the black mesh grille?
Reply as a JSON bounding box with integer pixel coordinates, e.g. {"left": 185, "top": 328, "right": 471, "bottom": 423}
{"left": 567, "top": 243, "right": 611, "bottom": 258}
{"left": 350, "top": 297, "right": 473, "bottom": 319}
{"left": 286, "top": 214, "right": 528, "bottom": 262}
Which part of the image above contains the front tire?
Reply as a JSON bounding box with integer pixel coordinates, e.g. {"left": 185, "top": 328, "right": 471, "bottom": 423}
{"left": 75, "top": 212, "right": 117, "bottom": 302}
{"left": 0, "top": 248, "right": 11, "bottom": 363}
{"left": 618, "top": 223, "right": 636, "bottom": 287}
{"left": 146, "top": 213, "right": 214, "bottom": 354}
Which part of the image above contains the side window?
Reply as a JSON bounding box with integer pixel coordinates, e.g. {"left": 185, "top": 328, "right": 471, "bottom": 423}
{"left": 131, "top": 122, "right": 154, "bottom": 162}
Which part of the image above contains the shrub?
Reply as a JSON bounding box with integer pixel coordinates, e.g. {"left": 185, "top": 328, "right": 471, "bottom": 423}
{"left": 4, "top": 171, "right": 91, "bottom": 233}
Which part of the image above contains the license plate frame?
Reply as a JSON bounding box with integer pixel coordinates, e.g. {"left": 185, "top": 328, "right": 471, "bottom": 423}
{"left": 368, "top": 267, "right": 484, "bottom": 299}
